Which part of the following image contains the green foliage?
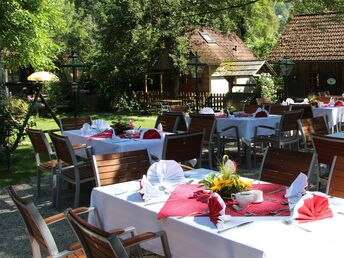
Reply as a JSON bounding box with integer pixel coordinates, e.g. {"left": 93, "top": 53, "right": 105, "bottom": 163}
{"left": 256, "top": 73, "right": 279, "bottom": 102}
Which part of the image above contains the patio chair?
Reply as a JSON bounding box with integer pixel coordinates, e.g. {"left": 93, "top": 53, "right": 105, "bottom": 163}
{"left": 59, "top": 116, "right": 92, "bottom": 132}
{"left": 49, "top": 132, "right": 95, "bottom": 208}
{"left": 243, "top": 103, "right": 260, "bottom": 114}
{"left": 163, "top": 111, "right": 188, "bottom": 132}
{"left": 25, "top": 128, "right": 57, "bottom": 202}
{"left": 259, "top": 147, "right": 316, "bottom": 186}
{"left": 299, "top": 116, "right": 329, "bottom": 150}
{"left": 188, "top": 113, "right": 216, "bottom": 168}
{"left": 267, "top": 104, "right": 290, "bottom": 115}
{"left": 162, "top": 131, "right": 204, "bottom": 169}
{"left": 154, "top": 112, "right": 180, "bottom": 133}
{"left": 169, "top": 104, "right": 190, "bottom": 113}
{"left": 326, "top": 155, "right": 344, "bottom": 198}
{"left": 289, "top": 104, "right": 313, "bottom": 119}
{"left": 92, "top": 150, "right": 151, "bottom": 187}
{"left": 7, "top": 185, "right": 87, "bottom": 258}
{"left": 256, "top": 97, "right": 272, "bottom": 106}
{"left": 312, "top": 134, "right": 344, "bottom": 190}
{"left": 64, "top": 208, "right": 172, "bottom": 258}
{"left": 318, "top": 91, "right": 330, "bottom": 97}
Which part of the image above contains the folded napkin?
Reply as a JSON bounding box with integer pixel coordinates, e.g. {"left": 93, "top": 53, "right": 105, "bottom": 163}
{"left": 254, "top": 107, "right": 269, "bottom": 118}
{"left": 329, "top": 97, "right": 335, "bottom": 107}
{"left": 281, "top": 101, "right": 288, "bottom": 106}
{"left": 293, "top": 192, "right": 333, "bottom": 223}
{"left": 140, "top": 129, "right": 161, "bottom": 139}
{"left": 286, "top": 98, "right": 294, "bottom": 105}
{"left": 199, "top": 107, "right": 215, "bottom": 114}
{"left": 224, "top": 158, "right": 237, "bottom": 172}
{"left": 302, "top": 98, "right": 309, "bottom": 104}
{"left": 285, "top": 172, "right": 308, "bottom": 200}
{"left": 208, "top": 193, "right": 231, "bottom": 228}
{"left": 91, "top": 119, "right": 111, "bottom": 132}
{"left": 189, "top": 189, "right": 213, "bottom": 203}
{"left": 80, "top": 123, "right": 92, "bottom": 135}
{"left": 147, "top": 160, "right": 184, "bottom": 183}
{"left": 157, "top": 123, "right": 163, "bottom": 132}
{"left": 87, "top": 129, "right": 113, "bottom": 140}
{"left": 335, "top": 100, "right": 344, "bottom": 107}
{"left": 139, "top": 175, "right": 162, "bottom": 201}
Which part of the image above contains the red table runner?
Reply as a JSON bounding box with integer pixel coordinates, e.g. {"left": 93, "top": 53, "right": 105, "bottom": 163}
{"left": 157, "top": 183, "right": 290, "bottom": 219}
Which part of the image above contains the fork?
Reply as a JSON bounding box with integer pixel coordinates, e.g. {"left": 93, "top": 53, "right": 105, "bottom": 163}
{"left": 269, "top": 208, "right": 290, "bottom": 216}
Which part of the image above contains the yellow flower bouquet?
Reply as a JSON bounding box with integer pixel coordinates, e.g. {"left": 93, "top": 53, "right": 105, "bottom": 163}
{"left": 199, "top": 156, "right": 252, "bottom": 198}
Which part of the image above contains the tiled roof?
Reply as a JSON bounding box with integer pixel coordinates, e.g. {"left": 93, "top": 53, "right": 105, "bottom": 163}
{"left": 190, "top": 28, "right": 256, "bottom": 65}
{"left": 269, "top": 13, "right": 344, "bottom": 61}
{"left": 213, "top": 60, "right": 276, "bottom": 77}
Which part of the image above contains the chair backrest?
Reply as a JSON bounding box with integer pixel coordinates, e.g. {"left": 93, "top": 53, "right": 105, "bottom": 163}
{"left": 289, "top": 104, "right": 313, "bottom": 119}
{"left": 25, "top": 128, "right": 54, "bottom": 160}
{"left": 60, "top": 116, "right": 92, "bottom": 132}
{"left": 256, "top": 97, "right": 271, "bottom": 106}
{"left": 312, "top": 134, "right": 344, "bottom": 167}
{"left": 259, "top": 147, "right": 315, "bottom": 186}
{"left": 162, "top": 131, "right": 204, "bottom": 167}
{"left": 164, "top": 111, "right": 188, "bottom": 132}
{"left": 327, "top": 155, "right": 344, "bottom": 198}
{"left": 243, "top": 103, "right": 260, "bottom": 114}
{"left": 268, "top": 104, "right": 290, "bottom": 115}
{"left": 92, "top": 150, "right": 151, "bottom": 187}
{"left": 49, "top": 132, "right": 77, "bottom": 165}
{"left": 169, "top": 104, "right": 189, "bottom": 113}
{"left": 300, "top": 116, "right": 329, "bottom": 148}
{"left": 7, "top": 186, "right": 58, "bottom": 256}
{"left": 188, "top": 113, "right": 215, "bottom": 143}
{"left": 279, "top": 110, "right": 303, "bottom": 132}
{"left": 65, "top": 208, "right": 126, "bottom": 258}
{"left": 155, "top": 112, "right": 180, "bottom": 133}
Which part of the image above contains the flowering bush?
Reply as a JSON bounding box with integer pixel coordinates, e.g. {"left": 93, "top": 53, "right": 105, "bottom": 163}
{"left": 257, "top": 73, "right": 278, "bottom": 102}
{"left": 199, "top": 156, "right": 252, "bottom": 197}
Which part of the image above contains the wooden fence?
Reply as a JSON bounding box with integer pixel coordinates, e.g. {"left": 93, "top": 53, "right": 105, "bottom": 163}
{"left": 136, "top": 91, "right": 226, "bottom": 111}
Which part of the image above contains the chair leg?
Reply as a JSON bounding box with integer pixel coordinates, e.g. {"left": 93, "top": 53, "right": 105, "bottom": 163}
{"left": 74, "top": 183, "right": 80, "bottom": 208}
{"left": 36, "top": 169, "right": 41, "bottom": 198}
{"left": 56, "top": 175, "right": 62, "bottom": 208}
{"left": 160, "top": 232, "right": 172, "bottom": 258}
{"left": 30, "top": 236, "right": 42, "bottom": 258}
{"left": 52, "top": 173, "right": 57, "bottom": 207}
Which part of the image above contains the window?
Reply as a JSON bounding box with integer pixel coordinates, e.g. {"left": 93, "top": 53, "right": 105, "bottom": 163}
{"left": 199, "top": 32, "right": 216, "bottom": 44}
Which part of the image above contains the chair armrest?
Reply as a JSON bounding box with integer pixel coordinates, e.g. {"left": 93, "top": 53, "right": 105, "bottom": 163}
{"left": 67, "top": 242, "right": 81, "bottom": 251}
{"left": 121, "top": 232, "right": 158, "bottom": 248}
{"left": 72, "top": 143, "right": 87, "bottom": 150}
{"left": 45, "top": 207, "right": 95, "bottom": 225}
{"left": 109, "top": 226, "right": 137, "bottom": 238}
{"left": 180, "top": 164, "right": 193, "bottom": 171}
{"left": 255, "top": 125, "right": 276, "bottom": 130}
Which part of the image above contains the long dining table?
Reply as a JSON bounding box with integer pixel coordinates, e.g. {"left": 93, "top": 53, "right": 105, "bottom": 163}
{"left": 313, "top": 106, "right": 344, "bottom": 132}
{"left": 63, "top": 129, "right": 170, "bottom": 159}
{"left": 88, "top": 168, "right": 344, "bottom": 258}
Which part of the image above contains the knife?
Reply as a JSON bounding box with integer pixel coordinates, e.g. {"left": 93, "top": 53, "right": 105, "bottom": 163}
{"left": 217, "top": 221, "right": 254, "bottom": 233}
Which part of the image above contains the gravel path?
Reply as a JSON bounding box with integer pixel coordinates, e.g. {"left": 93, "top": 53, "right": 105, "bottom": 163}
{"left": 0, "top": 164, "right": 259, "bottom": 257}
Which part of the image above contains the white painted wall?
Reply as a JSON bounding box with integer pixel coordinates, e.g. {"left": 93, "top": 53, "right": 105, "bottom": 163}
{"left": 210, "top": 77, "right": 229, "bottom": 93}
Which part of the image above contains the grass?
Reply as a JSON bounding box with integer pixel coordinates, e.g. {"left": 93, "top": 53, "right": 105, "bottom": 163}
{"left": 0, "top": 112, "right": 157, "bottom": 186}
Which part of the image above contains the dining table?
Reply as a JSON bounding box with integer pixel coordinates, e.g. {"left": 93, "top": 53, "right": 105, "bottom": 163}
{"left": 63, "top": 129, "right": 170, "bottom": 159}
{"left": 313, "top": 106, "right": 344, "bottom": 132}
{"left": 88, "top": 168, "right": 344, "bottom": 258}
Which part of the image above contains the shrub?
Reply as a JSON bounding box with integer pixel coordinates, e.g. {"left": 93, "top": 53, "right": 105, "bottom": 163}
{"left": 256, "top": 73, "right": 279, "bottom": 102}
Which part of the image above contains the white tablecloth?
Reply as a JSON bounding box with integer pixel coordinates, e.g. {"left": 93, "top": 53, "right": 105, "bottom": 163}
{"left": 216, "top": 115, "right": 281, "bottom": 145}
{"left": 88, "top": 168, "right": 344, "bottom": 258}
{"left": 313, "top": 106, "right": 344, "bottom": 129}
{"left": 63, "top": 130, "right": 168, "bottom": 159}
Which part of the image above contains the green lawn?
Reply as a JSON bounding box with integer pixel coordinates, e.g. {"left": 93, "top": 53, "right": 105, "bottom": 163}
{"left": 0, "top": 112, "right": 157, "bottom": 186}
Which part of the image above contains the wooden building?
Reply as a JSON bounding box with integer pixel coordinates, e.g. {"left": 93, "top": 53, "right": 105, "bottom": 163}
{"left": 269, "top": 13, "right": 344, "bottom": 97}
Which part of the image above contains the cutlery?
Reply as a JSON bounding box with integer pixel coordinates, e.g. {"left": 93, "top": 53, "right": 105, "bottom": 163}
{"left": 266, "top": 188, "right": 286, "bottom": 195}
{"left": 176, "top": 209, "right": 209, "bottom": 219}
{"left": 283, "top": 219, "right": 312, "bottom": 232}
{"left": 217, "top": 221, "right": 254, "bottom": 233}
{"left": 269, "top": 208, "right": 290, "bottom": 216}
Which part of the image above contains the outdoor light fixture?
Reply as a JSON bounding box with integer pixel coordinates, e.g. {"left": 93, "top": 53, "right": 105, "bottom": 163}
{"left": 61, "top": 50, "right": 87, "bottom": 119}
{"left": 279, "top": 57, "right": 295, "bottom": 98}
{"left": 187, "top": 52, "right": 206, "bottom": 112}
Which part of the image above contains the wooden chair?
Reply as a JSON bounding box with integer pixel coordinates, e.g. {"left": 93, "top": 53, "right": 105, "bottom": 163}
{"left": 312, "top": 134, "right": 344, "bottom": 189}
{"left": 299, "top": 116, "right": 329, "bottom": 150}
{"left": 49, "top": 132, "right": 95, "bottom": 208}
{"left": 326, "top": 155, "right": 344, "bottom": 198}
{"left": 268, "top": 104, "right": 290, "bottom": 115}
{"left": 243, "top": 103, "right": 260, "bottom": 114}
{"left": 7, "top": 185, "right": 87, "bottom": 258}
{"left": 163, "top": 111, "right": 188, "bottom": 132}
{"left": 25, "top": 128, "right": 57, "bottom": 202}
{"left": 259, "top": 147, "right": 315, "bottom": 186}
{"left": 317, "top": 96, "right": 331, "bottom": 103}
{"left": 154, "top": 112, "right": 180, "bottom": 133}
{"left": 169, "top": 104, "right": 190, "bottom": 113}
{"left": 188, "top": 113, "right": 216, "bottom": 168}
{"left": 92, "top": 150, "right": 151, "bottom": 187}
{"left": 256, "top": 97, "right": 272, "bottom": 106}
{"left": 60, "top": 116, "right": 92, "bottom": 132}
{"left": 64, "top": 208, "right": 172, "bottom": 258}
{"left": 318, "top": 91, "right": 330, "bottom": 97}
{"left": 254, "top": 110, "right": 303, "bottom": 152}
{"left": 162, "top": 131, "right": 204, "bottom": 169}
{"left": 289, "top": 104, "right": 313, "bottom": 119}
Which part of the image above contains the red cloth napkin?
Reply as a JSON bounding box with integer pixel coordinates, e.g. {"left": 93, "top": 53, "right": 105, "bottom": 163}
{"left": 255, "top": 111, "right": 268, "bottom": 118}
{"left": 157, "top": 184, "right": 208, "bottom": 219}
{"left": 215, "top": 113, "right": 228, "bottom": 118}
{"left": 143, "top": 129, "right": 161, "bottom": 139}
{"left": 190, "top": 190, "right": 212, "bottom": 203}
{"left": 87, "top": 129, "right": 113, "bottom": 140}
{"left": 208, "top": 195, "right": 224, "bottom": 225}
{"left": 295, "top": 195, "right": 333, "bottom": 223}
{"left": 335, "top": 100, "right": 344, "bottom": 107}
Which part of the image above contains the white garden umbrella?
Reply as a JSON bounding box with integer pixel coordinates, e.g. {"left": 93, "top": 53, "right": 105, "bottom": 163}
{"left": 27, "top": 71, "right": 58, "bottom": 82}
